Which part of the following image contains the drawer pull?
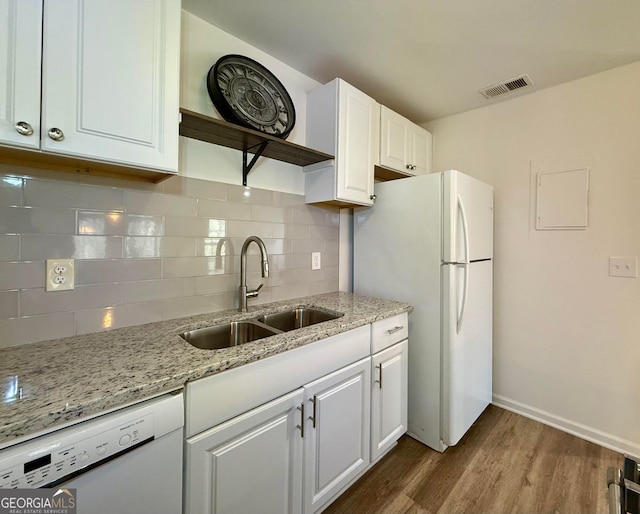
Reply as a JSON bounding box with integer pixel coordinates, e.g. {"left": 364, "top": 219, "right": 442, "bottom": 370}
{"left": 296, "top": 402, "right": 305, "bottom": 438}
{"left": 309, "top": 396, "right": 317, "bottom": 428}
{"left": 387, "top": 325, "right": 404, "bottom": 335}
{"left": 374, "top": 363, "right": 383, "bottom": 389}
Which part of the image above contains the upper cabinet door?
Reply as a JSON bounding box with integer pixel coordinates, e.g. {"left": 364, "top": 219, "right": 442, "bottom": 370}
{"left": 379, "top": 106, "right": 408, "bottom": 172}
{"left": 408, "top": 124, "right": 432, "bottom": 175}
{"left": 0, "top": 0, "right": 41, "bottom": 149}
{"left": 378, "top": 105, "right": 432, "bottom": 176}
{"left": 304, "top": 78, "right": 378, "bottom": 207}
{"left": 336, "top": 81, "right": 378, "bottom": 204}
{"left": 41, "top": 0, "right": 180, "bottom": 172}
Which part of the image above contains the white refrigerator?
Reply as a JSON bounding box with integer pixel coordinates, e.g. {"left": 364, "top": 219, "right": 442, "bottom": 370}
{"left": 354, "top": 170, "right": 493, "bottom": 452}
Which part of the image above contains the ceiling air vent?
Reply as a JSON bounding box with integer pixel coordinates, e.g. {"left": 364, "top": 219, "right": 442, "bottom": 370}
{"left": 479, "top": 74, "right": 533, "bottom": 99}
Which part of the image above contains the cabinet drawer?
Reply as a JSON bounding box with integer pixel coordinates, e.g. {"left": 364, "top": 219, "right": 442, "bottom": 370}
{"left": 371, "top": 313, "right": 408, "bottom": 353}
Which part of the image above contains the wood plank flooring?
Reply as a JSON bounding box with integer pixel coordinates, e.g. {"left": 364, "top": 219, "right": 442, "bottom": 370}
{"left": 325, "top": 405, "right": 623, "bottom": 514}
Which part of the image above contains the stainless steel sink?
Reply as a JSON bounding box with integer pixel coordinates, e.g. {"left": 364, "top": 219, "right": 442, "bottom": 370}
{"left": 180, "top": 320, "right": 279, "bottom": 350}
{"left": 256, "top": 307, "right": 343, "bottom": 332}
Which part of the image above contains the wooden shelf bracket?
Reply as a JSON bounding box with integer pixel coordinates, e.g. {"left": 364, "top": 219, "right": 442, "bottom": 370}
{"left": 242, "top": 140, "right": 270, "bottom": 186}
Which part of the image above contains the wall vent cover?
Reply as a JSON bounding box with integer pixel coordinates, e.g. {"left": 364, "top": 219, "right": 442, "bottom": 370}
{"left": 479, "top": 74, "right": 533, "bottom": 99}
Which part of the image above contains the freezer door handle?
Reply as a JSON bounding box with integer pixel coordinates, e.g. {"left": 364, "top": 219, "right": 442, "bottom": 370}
{"left": 457, "top": 194, "right": 470, "bottom": 264}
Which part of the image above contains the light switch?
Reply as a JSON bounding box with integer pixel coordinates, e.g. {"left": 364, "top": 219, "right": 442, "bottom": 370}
{"left": 311, "top": 252, "right": 321, "bottom": 270}
{"left": 609, "top": 257, "right": 637, "bottom": 278}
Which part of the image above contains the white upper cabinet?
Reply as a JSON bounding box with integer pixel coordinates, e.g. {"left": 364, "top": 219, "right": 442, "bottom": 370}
{"left": 379, "top": 105, "right": 432, "bottom": 176}
{"left": 304, "top": 78, "right": 379, "bottom": 207}
{"left": 0, "top": 0, "right": 42, "bottom": 149}
{"left": 0, "top": 0, "right": 180, "bottom": 173}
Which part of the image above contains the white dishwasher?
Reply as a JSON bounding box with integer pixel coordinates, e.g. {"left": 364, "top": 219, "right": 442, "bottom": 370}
{"left": 0, "top": 391, "right": 184, "bottom": 514}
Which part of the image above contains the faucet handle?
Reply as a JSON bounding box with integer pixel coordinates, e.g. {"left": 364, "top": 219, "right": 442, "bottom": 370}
{"left": 246, "top": 283, "right": 263, "bottom": 298}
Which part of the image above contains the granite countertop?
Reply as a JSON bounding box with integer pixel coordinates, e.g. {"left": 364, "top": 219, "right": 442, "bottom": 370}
{"left": 0, "top": 292, "right": 412, "bottom": 448}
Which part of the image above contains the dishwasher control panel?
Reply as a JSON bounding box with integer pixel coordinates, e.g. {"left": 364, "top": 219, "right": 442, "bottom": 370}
{"left": 0, "top": 411, "right": 155, "bottom": 489}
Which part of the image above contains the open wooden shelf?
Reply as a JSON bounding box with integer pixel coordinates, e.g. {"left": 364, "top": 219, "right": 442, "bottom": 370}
{"left": 179, "top": 109, "right": 334, "bottom": 184}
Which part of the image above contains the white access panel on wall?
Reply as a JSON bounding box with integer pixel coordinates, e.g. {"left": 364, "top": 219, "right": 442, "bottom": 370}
{"left": 536, "top": 168, "right": 589, "bottom": 230}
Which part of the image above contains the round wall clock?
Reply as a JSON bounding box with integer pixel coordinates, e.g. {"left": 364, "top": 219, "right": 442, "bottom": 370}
{"left": 207, "top": 54, "right": 296, "bottom": 139}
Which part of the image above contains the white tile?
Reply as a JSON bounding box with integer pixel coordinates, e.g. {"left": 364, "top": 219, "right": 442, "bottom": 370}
{"left": 121, "top": 278, "right": 197, "bottom": 303}
{"left": 0, "top": 262, "right": 44, "bottom": 290}
{"left": 0, "top": 291, "right": 19, "bottom": 320}
{"left": 272, "top": 191, "right": 304, "bottom": 207}
{"left": 77, "top": 211, "right": 164, "bottom": 236}
{"left": 75, "top": 259, "right": 162, "bottom": 284}
{"left": 0, "top": 175, "right": 23, "bottom": 206}
{"left": 164, "top": 217, "right": 227, "bottom": 237}
{"left": 75, "top": 303, "right": 162, "bottom": 335}
{"left": 161, "top": 176, "right": 227, "bottom": 200}
{"left": 250, "top": 205, "right": 286, "bottom": 223}
{"left": 309, "top": 224, "right": 339, "bottom": 240}
{"left": 20, "top": 284, "right": 122, "bottom": 316}
{"left": 24, "top": 178, "right": 124, "bottom": 210}
{"left": 197, "top": 199, "right": 251, "bottom": 220}
{"left": 196, "top": 237, "right": 237, "bottom": 257}
{"left": 124, "top": 190, "right": 197, "bottom": 217}
{"left": 284, "top": 224, "right": 311, "bottom": 239}
{"left": 0, "top": 206, "right": 76, "bottom": 234}
{"left": 0, "top": 235, "right": 20, "bottom": 261}
{"left": 160, "top": 294, "right": 226, "bottom": 320}
{"left": 269, "top": 254, "right": 309, "bottom": 271}
{"left": 291, "top": 239, "right": 323, "bottom": 254}
{"left": 269, "top": 283, "right": 311, "bottom": 302}
{"left": 194, "top": 274, "right": 237, "bottom": 295}
{"left": 162, "top": 257, "right": 228, "bottom": 278}
{"left": 226, "top": 220, "right": 285, "bottom": 239}
{"left": 21, "top": 235, "right": 123, "bottom": 260}
{"left": 0, "top": 312, "right": 76, "bottom": 348}
{"left": 124, "top": 237, "right": 161, "bottom": 258}
{"left": 124, "top": 237, "right": 198, "bottom": 258}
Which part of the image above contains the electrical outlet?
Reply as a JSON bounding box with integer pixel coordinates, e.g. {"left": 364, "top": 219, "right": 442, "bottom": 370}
{"left": 46, "top": 259, "right": 75, "bottom": 291}
{"left": 312, "top": 252, "right": 321, "bottom": 270}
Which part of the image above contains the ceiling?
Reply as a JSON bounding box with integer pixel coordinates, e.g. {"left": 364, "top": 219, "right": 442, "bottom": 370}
{"left": 182, "top": 0, "right": 640, "bottom": 123}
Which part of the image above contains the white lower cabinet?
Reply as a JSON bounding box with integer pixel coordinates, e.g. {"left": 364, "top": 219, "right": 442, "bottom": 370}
{"left": 371, "top": 340, "right": 408, "bottom": 462}
{"left": 185, "top": 318, "right": 408, "bottom": 514}
{"left": 185, "top": 389, "right": 305, "bottom": 514}
{"left": 303, "top": 357, "right": 371, "bottom": 513}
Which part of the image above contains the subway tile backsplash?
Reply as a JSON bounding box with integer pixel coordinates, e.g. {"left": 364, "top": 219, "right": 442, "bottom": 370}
{"left": 0, "top": 168, "right": 339, "bottom": 347}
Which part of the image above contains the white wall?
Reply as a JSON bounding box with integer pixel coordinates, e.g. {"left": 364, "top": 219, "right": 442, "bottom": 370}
{"left": 179, "top": 11, "right": 321, "bottom": 193}
{"left": 425, "top": 61, "right": 640, "bottom": 455}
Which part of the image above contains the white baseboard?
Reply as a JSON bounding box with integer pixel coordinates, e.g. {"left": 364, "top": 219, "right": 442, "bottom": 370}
{"left": 492, "top": 394, "right": 640, "bottom": 456}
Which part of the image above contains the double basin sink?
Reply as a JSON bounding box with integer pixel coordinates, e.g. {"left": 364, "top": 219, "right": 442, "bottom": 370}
{"left": 180, "top": 307, "right": 344, "bottom": 350}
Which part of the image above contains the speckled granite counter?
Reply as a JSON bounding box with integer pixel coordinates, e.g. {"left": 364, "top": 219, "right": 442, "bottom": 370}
{"left": 0, "top": 292, "right": 411, "bottom": 448}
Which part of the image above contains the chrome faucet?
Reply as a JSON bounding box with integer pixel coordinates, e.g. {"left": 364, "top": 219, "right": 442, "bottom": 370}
{"left": 239, "top": 236, "right": 269, "bottom": 312}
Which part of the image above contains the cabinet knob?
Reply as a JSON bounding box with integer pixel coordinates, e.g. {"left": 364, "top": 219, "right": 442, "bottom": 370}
{"left": 15, "top": 121, "right": 34, "bottom": 136}
{"left": 405, "top": 164, "right": 412, "bottom": 170}
{"left": 47, "top": 127, "right": 65, "bottom": 141}
{"left": 370, "top": 194, "right": 377, "bottom": 202}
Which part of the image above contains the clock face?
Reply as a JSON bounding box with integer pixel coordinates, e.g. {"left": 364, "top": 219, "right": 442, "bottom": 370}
{"left": 207, "top": 55, "right": 296, "bottom": 139}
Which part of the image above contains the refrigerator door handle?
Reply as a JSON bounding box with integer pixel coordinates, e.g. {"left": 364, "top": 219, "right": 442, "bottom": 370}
{"left": 457, "top": 194, "right": 470, "bottom": 264}
{"left": 457, "top": 263, "right": 469, "bottom": 334}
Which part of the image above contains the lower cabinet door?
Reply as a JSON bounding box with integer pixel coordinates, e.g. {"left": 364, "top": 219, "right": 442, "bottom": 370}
{"left": 185, "top": 388, "right": 305, "bottom": 514}
{"left": 371, "top": 339, "right": 408, "bottom": 462}
{"left": 303, "top": 357, "right": 371, "bottom": 513}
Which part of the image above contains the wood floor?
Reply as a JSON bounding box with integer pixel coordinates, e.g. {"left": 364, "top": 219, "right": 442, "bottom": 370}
{"left": 325, "top": 406, "right": 622, "bottom": 514}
